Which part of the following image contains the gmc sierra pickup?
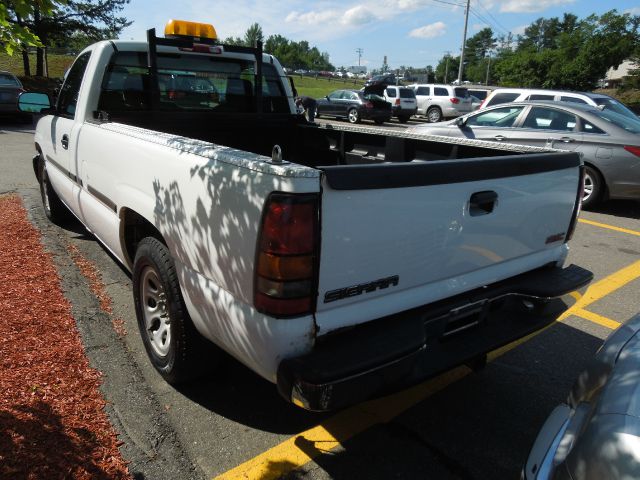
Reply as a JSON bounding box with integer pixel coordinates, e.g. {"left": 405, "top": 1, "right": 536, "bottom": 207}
{"left": 19, "top": 20, "right": 592, "bottom": 411}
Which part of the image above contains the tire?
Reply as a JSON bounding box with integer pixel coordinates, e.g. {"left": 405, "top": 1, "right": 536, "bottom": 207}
{"left": 38, "top": 157, "right": 71, "bottom": 225}
{"left": 133, "top": 237, "right": 216, "bottom": 384}
{"left": 426, "top": 107, "right": 442, "bottom": 123}
{"left": 398, "top": 116, "right": 410, "bottom": 124}
{"left": 582, "top": 165, "right": 603, "bottom": 209}
{"left": 347, "top": 108, "right": 360, "bottom": 124}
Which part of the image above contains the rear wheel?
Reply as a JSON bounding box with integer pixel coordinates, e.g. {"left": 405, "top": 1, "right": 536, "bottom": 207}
{"left": 133, "top": 237, "right": 217, "bottom": 384}
{"left": 38, "top": 157, "right": 71, "bottom": 225}
{"left": 347, "top": 108, "right": 360, "bottom": 124}
{"left": 427, "top": 107, "right": 442, "bottom": 123}
{"left": 582, "top": 165, "right": 603, "bottom": 209}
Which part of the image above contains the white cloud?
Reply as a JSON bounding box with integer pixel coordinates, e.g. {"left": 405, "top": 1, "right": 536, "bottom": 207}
{"left": 498, "top": 0, "right": 574, "bottom": 13}
{"left": 409, "top": 21, "right": 446, "bottom": 39}
{"left": 285, "top": 10, "right": 340, "bottom": 25}
{"left": 342, "top": 5, "right": 377, "bottom": 25}
{"left": 624, "top": 7, "right": 640, "bottom": 15}
{"left": 511, "top": 24, "right": 528, "bottom": 36}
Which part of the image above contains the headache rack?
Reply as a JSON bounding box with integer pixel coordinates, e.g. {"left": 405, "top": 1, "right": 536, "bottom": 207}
{"left": 145, "top": 27, "right": 264, "bottom": 114}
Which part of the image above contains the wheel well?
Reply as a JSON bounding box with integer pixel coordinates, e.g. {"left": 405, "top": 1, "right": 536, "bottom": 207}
{"left": 427, "top": 105, "right": 442, "bottom": 112}
{"left": 121, "top": 208, "right": 165, "bottom": 269}
{"left": 33, "top": 144, "right": 42, "bottom": 182}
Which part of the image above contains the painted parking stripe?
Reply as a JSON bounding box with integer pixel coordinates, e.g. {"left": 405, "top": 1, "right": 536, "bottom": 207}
{"left": 214, "top": 259, "right": 640, "bottom": 480}
{"left": 573, "top": 308, "right": 621, "bottom": 330}
{"left": 578, "top": 218, "right": 640, "bottom": 238}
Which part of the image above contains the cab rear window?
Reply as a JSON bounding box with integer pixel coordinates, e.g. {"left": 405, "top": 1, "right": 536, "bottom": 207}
{"left": 98, "top": 51, "right": 288, "bottom": 114}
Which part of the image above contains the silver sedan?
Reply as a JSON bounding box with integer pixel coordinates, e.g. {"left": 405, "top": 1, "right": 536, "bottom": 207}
{"left": 523, "top": 313, "right": 640, "bottom": 480}
{"left": 409, "top": 101, "right": 640, "bottom": 208}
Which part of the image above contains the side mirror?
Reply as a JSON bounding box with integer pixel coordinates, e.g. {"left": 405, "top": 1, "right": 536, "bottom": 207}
{"left": 454, "top": 116, "right": 467, "bottom": 127}
{"left": 18, "top": 92, "right": 52, "bottom": 113}
{"left": 325, "top": 95, "right": 330, "bottom": 101}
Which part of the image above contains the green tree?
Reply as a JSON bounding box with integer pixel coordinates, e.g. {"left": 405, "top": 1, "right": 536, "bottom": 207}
{"left": 243, "top": 22, "right": 263, "bottom": 47}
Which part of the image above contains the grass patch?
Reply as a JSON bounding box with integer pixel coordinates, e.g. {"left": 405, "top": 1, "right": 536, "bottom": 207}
{"left": 291, "top": 75, "right": 365, "bottom": 99}
{"left": 1, "top": 52, "right": 73, "bottom": 79}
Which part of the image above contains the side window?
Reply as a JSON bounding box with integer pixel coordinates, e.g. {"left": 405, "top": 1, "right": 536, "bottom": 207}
{"left": 485, "top": 92, "right": 520, "bottom": 107}
{"left": 521, "top": 107, "right": 576, "bottom": 131}
{"left": 582, "top": 119, "right": 605, "bottom": 134}
{"left": 416, "top": 86, "right": 429, "bottom": 95}
{"left": 386, "top": 88, "right": 396, "bottom": 97}
{"left": 348, "top": 92, "right": 359, "bottom": 101}
{"left": 328, "top": 90, "right": 342, "bottom": 100}
{"left": 434, "top": 87, "right": 448, "bottom": 96}
{"left": 560, "top": 96, "right": 587, "bottom": 104}
{"left": 57, "top": 52, "right": 92, "bottom": 118}
{"left": 527, "top": 94, "right": 554, "bottom": 101}
{"left": 466, "top": 106, "right": 525, "bottom": 128}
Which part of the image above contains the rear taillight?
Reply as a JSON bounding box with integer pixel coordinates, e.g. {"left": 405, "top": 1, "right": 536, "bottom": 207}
{"left": 565, "top": 164, "right": 585, "bottom": 242}
{"left": 624, "top": 146, "right": 640, "bottom": 157}
{"left": 395, "top": 99, "right": 401, "bottom": 105}
{"left": 450, "top": 97, "right": 460, "bottom": 104}
{"left": 255, "top": 193, "right": 319, "bottom": 317}
{"left": 364, "top": 101, "right": 373, "bottom": 109}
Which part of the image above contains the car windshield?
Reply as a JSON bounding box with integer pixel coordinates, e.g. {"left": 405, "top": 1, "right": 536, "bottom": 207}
{"left": 0, "top": 73, "right": 20, "bottom": 86}
{"left": 594, "top": 109, "right": 640, "bottom": 134}
{"left": 593, "top": 97, "right": 639, "bottom": 121}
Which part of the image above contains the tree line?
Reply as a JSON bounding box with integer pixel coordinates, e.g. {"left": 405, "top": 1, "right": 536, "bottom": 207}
{"left": 433, "top": 10, "right": 640, "bottom": 90}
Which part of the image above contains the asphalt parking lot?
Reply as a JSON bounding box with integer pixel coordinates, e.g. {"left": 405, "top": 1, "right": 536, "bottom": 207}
{"left": 2, "top": 117, "right": 640, "bottom": 480}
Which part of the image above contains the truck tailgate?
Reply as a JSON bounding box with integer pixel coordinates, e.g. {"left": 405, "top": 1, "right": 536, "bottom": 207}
{"left": 314, "top": 153, "right": 581, "bottom": 334}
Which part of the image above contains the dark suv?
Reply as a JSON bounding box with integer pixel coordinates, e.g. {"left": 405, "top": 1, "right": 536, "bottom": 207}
{"left": 364, "top": 73, "right": 397, "bottom": 89}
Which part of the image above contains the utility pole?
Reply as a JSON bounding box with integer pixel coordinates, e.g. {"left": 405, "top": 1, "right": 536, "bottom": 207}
{"left": 457, "top": 0, "right": 470, "bottom": 84}
{"left": 356, "top": 48, "right": 364, "bottom": 66}
{"left": 485, "top": 54, "right": 491, "bottom": 85}
{"left": 444, "top": 51, "right": 451, "bottom": 83}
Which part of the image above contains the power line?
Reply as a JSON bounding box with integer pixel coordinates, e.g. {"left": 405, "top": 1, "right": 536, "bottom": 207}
{"left": 474, "top": 0, "right": 511, "bottom": 34}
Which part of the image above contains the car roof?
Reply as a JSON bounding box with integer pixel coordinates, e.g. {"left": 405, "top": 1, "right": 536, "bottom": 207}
{"left": 489, "top": 87, "right": 600, "bottom": 97}
{"left": 483, "top": 100, "right": 599, "bottom": 113}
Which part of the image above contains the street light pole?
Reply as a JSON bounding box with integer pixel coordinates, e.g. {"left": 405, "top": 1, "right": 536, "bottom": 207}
{"left": 457, "top": 0, "right": 470, "bottom": 84}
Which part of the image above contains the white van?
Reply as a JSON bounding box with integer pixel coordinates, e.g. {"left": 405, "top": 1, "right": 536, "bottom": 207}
{"left": 481, "top": 88, "right": 638, "bottom": 120}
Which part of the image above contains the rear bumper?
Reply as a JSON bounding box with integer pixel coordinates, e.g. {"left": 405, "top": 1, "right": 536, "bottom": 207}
{"left": 277, "top": 264, "right": 592, "bottom": 411}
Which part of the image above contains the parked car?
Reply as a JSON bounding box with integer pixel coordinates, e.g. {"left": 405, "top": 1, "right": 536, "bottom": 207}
{"left": 0, "top": 71, "right": 26, "bottom": 117}
{"left": 523, "top": 313, "right": 640, "bottom": 480}
{"left": 407, "top": 83, "right": 473, "bottom": 122}
{"left": 384, "top": 85, "right": 417, "bottom": 123}
{"left": 408, "top": 101, "right": 640, "bottom": 208}
{"left": 481, "top": 88, "right": 639, "bottom": 121}
{"left": 466, "top": 85, "right": 499, "bottom": 102}
{"left": 315, "top": 88, "right": 391, "bottom": 124}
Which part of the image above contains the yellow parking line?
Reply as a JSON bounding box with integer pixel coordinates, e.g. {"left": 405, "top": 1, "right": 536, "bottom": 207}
{"left": 215, "top": 259, "right": 640, "bottom": 480}
{"left": 572, "top": 308, "right": 621, "bottom": 330}
{"left": 578, "top": 218, "right": 640, "bottom": 237}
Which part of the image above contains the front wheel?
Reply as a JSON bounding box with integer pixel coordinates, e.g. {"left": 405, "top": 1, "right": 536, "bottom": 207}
{"left": 582, "top": 165, "right": 603, "bottom": 209}
{"left": 426, "top": 107, "right": 442, "bottom": 123}
{"left": 347, "top": 108, "right": 360, "bottom": 124}
{"left": 38, "top": 157, "right": 71, "bottom": 225}
{"left": 133, "top": 237, "right": 216, "bottom": 384}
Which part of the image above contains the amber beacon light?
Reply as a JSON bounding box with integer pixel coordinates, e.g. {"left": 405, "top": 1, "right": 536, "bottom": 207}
{"left": 164, "top": 19, "right": 217, "bottom": 41}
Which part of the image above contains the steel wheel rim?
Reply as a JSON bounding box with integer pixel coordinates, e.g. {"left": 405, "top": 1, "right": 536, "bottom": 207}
{"left": 428, "top": 109, "right": 440, "bottom": 122}
{"left": 348, "top": 109, "right": 358, "bottom": 123}
{"left": 140, "top": 265, "right": 171, "bottom": 357}
{"left": 583, "top": 172, "right": 594, "bottom": 202}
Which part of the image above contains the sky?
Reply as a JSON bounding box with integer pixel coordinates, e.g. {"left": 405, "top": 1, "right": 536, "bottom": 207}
{"left": 118, "top": 0, "right": 640, "bottom": 70}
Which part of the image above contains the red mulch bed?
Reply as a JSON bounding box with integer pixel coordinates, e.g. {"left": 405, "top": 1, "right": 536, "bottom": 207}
{"left": 0, "top": 195, "right": 130, "bottom": 479}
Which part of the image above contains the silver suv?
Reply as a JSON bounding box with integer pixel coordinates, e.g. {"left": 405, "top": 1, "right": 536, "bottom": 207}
{"left": 383, "top": 86, "right": 417, "bottom": 123}
{"left": 481, "top": 88, "right": 639, "bottom": 121}
{"left": 408, "top": 84, "right": 473, "bottom": 122}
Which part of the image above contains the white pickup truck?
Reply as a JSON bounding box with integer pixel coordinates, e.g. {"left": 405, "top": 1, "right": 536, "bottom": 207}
{"left": 19, "top": 21, "right": 592, "bottom": 411}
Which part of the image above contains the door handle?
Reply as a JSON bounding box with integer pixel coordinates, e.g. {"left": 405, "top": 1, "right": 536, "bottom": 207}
{"left": 61, "top": 134, "right": 69, "bottom": 150}
{"left": 494, "top": 135, "right": 506, "bottom": 141}
{"left": 558, "top": 136, "right": 574, "bottom": 143}
{"left": 469, "top": 190, "right": 498, "bottom": 216}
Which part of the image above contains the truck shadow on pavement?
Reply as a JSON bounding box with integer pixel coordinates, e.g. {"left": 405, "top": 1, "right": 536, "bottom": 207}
{"left": 243, "top": 321, "right": 604, "bottom": 480}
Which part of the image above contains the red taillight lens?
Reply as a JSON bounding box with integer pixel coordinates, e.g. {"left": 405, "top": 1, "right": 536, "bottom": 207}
{"left": 255, "top": 193, "right": 319, "bottom": 317}
{"left": 624, "top": 146, "right": 640, "bottom": 158}
{"left": 450, "top": 97, "right": 460, "bottom": 104}
{"left": 395, "top": 99, "right": 401, "bottom": 105}
{"left": 478, "top": 99, "right": 485, "bottom": 108}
